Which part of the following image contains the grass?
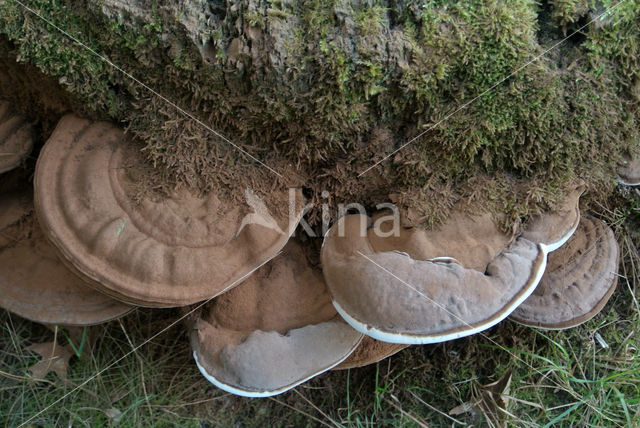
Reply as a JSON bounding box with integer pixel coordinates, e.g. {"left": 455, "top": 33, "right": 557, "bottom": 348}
{"left": 2, "top": 191, "right": 640, "bottom": 426}
{"left": 0, "top": 0, "right": 639, "bottom": 425}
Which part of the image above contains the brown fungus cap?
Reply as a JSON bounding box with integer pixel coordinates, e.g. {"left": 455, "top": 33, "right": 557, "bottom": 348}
{"left": 520, "top": 181, "right": 584, "bottom": 252}
{"left": 0, "top": 101, "right": 34, "bottom": 174}
{"left": 510, "top": 216, "right": 619, "bottom": 329}
{"left": 34, "top": 115, "right": 306, "bottom": 307}
{"left": 329, "top": 208, "right": 512, "bottom": 360}
{"left": 368, "top": 210, "right": 515, "bottom": 271}
{"left": 334, "top": 336, "right": 408, "bottom": 370}
{"left": 0, "top": 191, "right": 31, "bottom": 237}
{"left": 0, "top": 193, "right": 132, "bottom": 326}
{"left": 321, "top": 214, "right": 547, "bottom": 344}
{"left": 191, "top": 241, "right": 363, "bottom": 397}
{"left": 617, "top": 160, "right": 640, "bottom": 186}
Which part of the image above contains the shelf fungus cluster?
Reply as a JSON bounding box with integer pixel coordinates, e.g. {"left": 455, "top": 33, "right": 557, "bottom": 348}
{"left": 0, "top": 111, "right": 625, "bottom": 397}
{"left": 1, "top": 108, "right": 132, "bottom": 328}
{"left": 617, "top": 159, "right": 640, "bottom": 186}
{"left": 0, "top": 192, "right": 132, "bottom": 326}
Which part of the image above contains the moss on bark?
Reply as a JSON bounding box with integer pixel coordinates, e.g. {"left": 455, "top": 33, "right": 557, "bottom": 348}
{"left": 0, "top": 0, "right": 638, "bottom": 227}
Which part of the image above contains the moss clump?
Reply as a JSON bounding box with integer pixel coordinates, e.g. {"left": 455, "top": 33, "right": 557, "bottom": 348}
{"left": 549, "top": 0, "right": 590, "bottom": 32}
{"left": 0, "top": 0, "right": 638, "bottom": 227}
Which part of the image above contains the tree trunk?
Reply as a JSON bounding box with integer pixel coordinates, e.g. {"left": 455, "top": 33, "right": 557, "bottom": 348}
{"left": 0, "top": 0, "right": 638, "bottom": 226}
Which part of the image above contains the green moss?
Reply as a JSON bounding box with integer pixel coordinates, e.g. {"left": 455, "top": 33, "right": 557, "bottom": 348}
{"left": 549, "top": 0, "right": 590, "bottom": 31}
{"left": 388, "top": 0, "right": 639, "bottom": 221}
{"left": 585, "top": 0, "right": 640, "bottom": 90}
{"left": 266, "top": 8, "right": 289, "bottom": 20}
{"left": 354, "top": 3, "right": 387, "bottom": 36}
{"left": 0, "top": 0, "right": 638, "bottom": 225}
{"left": 244, "top": 10, "right": 267, "bottom": 29}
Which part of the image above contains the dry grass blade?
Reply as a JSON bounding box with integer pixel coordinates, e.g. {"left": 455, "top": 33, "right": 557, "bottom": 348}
{"left": 268, "top": 397, "right": 336, "bottom": 428}
{"left": 407, "top": 390, "right": 465, "bottom": 425}
{"left": 292, "top": 389, "right": 342, "bottom": 428}
{"left": 386, "top": 394, "right": 430, "bottom": 428}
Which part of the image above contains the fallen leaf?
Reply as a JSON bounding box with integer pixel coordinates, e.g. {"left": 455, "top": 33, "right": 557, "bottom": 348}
{"left": 481, "top": 367, "right": 513, "bottom": 413}
{"left": 27, "top": 341, "right": 74, "bottom": 380}
{"left": 449, "top": 368, "right": 513, "bottom": 427}
{"left": 449, "top": 399, "right": 478, "bottom": 416}
{"left": 104, "top": 407, "right": 123, "bottom": 425}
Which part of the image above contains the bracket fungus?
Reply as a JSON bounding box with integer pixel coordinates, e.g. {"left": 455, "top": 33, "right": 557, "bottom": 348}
{"left": 510, "top": 216, "right": 619, "bottom": 329}
{"left": 0, "top": 100, "right": 34, "bottom": 174}
{"left": 321, "top": 214, "right": 547, "bottom": 344}
{"left": 334, "top": 336, "right": 408, "bottom": 370}
{"left": 0, "top": 192, "right": 132, "bottom": 326}
{"left": 617, "top": 160, "right": 640, "bottom": 186}
{"left": 191, "top": 241, "right": 363, "bottom": 397}
{"left": 367, "top": 210, "right": 515, "bottom": 271}
{"left": 520, "top": 182, "right": 584, "bottom": 252}
{"left": 35, "top": 115, "right": 306, "bottom": 307}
